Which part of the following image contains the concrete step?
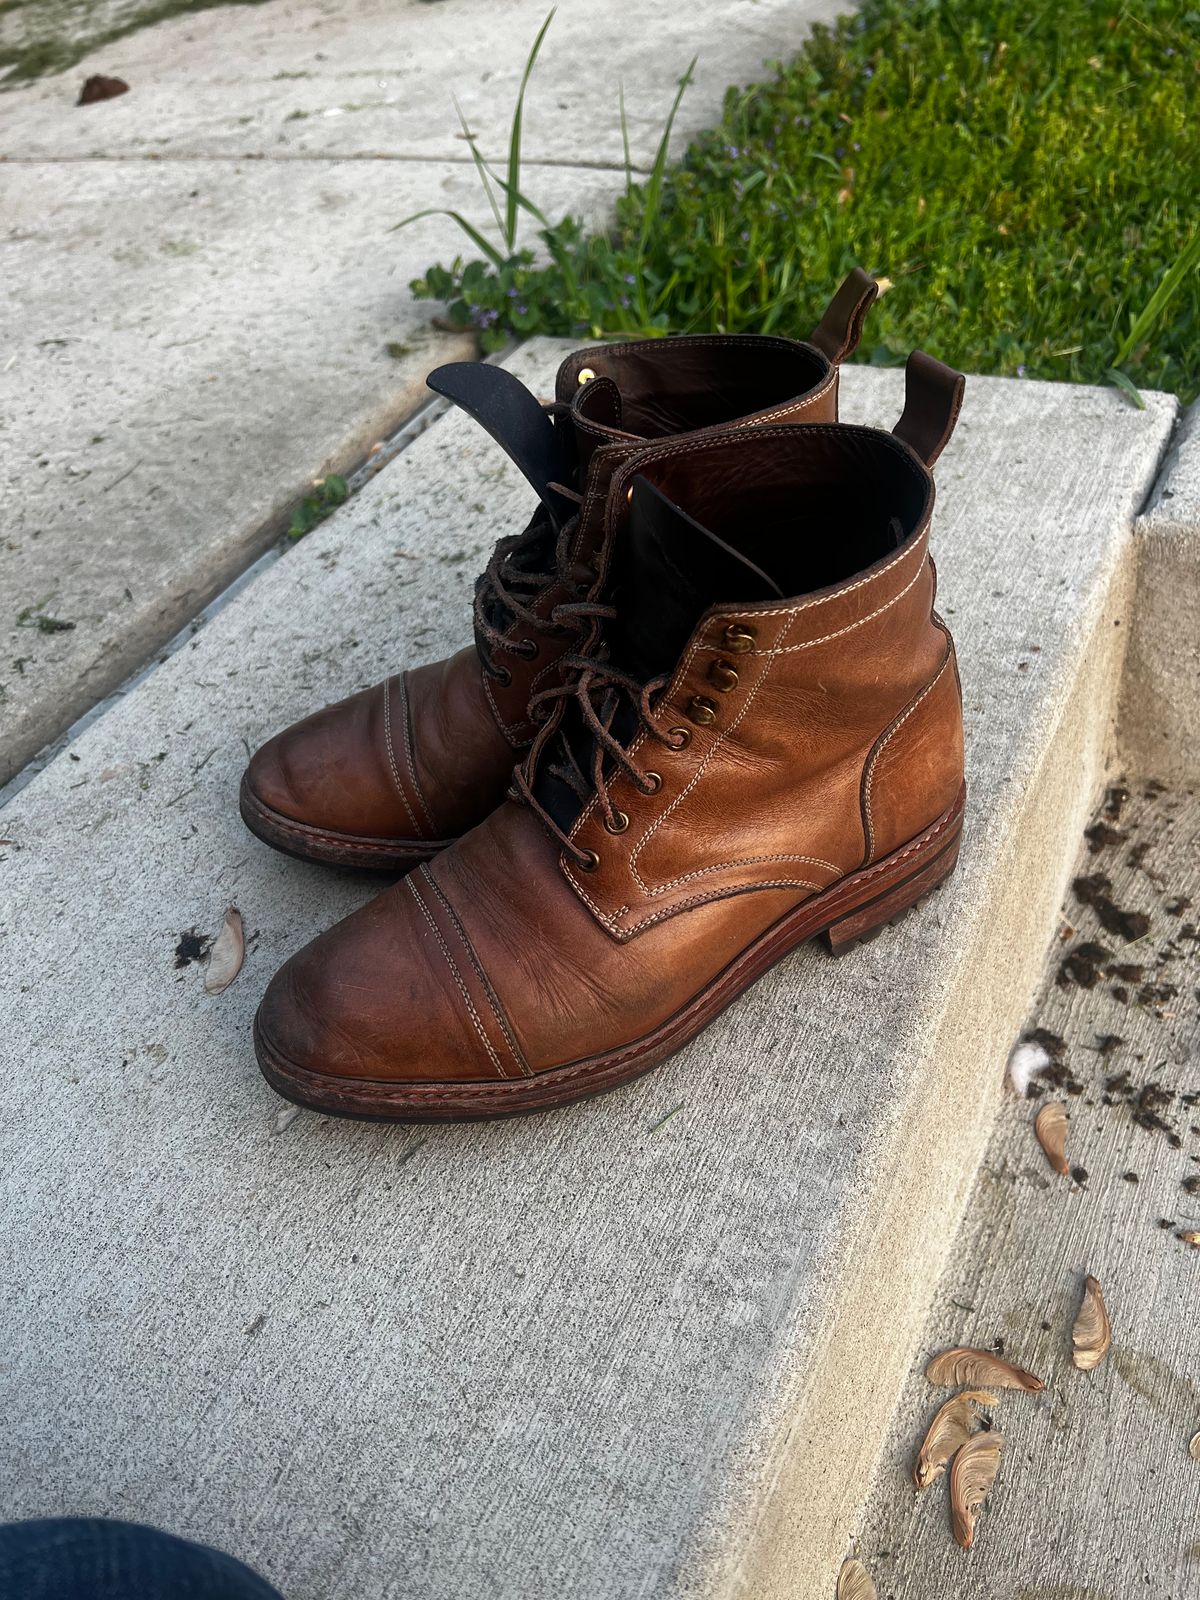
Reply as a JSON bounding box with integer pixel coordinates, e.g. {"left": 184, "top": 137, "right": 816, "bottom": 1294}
{"left": 852, "top": 404, "right": 1200, "bottom": 1600}
{"left": 0, "top": 344, "right": 1176, "bottom": 1600}
{"left": 1, "top": 0, "right": 843, "bottom": 784}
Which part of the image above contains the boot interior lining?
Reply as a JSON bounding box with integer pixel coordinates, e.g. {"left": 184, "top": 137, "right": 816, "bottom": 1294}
{"left": 644, "top": 429, "right": 932, "bottom": 600}
{"left": 612, "top": 342, "right": 829, "bottom": 439}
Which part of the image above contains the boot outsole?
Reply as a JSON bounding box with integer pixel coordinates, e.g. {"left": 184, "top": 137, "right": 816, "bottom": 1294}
{"left": 254, "top": 783, "right": 966, "bottom": 1121}
{"left": 239, "top": 773, "right": 453, "bottom": 872}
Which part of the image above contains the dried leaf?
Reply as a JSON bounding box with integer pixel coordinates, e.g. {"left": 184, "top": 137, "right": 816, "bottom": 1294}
{"left": 926, "top": 1347, "right": 1044, "bottom": 1393}
{"left": 204, "top": 906, "right": 244, "bottom": 995}
{"left": 1188, "top": 1430, "right": 1200, "bottom": 1461}
{"left": 1180, "top": 1231, "right": 1200, "bottom": 1247}
{"left": 77, "top": 74, "right": 129, "bottom": 105}
{"left": 836, "top": 1557, "right": 877, "bottom": 1600}
{"left": 1071, "top": 1275, "right": 1112, "bottom": 1371}
{"left": 913, "top": 1389, "right": 999, "bottom": 1488}
{"left": 950, "top": 1432, "right": 1004, "bottom": 1549}
{"left": 1035, "top": 1100, "right": 1070, "bottom": 1176}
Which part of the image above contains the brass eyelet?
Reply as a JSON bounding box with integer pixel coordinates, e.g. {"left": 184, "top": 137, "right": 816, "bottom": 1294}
{"left": 576, "top": 848, "right": 600, "bottom": 872}
{"left": 492, "top": 665, "right": 512, "bottom": 688}
{"left": 604, "top": 809, "right": 629, "bottom": 835}
{"left": 642, "top": 771, "right": 662, "bottom": 794}
{"left": 688, "top": 695, "right": 718, "bottom": 727}
{"left": 516, "top": 638, "right": 540, "bottom": 661}
{"left": 577, "top": 367, "right": 596, "bottom": 385}
{"left": 708, "top": 659, "right": 739, "bottom": 692}
{"left": 723, "top": 623, "right": 756, "bottom": 654}
{"left": 667, "top": 727, "right": 691, "bottom": 750}
{"left": 625, "top": 485, "right": 634, "bottom": 504}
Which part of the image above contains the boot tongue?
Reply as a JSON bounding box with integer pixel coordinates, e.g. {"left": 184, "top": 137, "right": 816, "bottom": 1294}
{"left": 426, "top": 361, "right": 575, "bottom": 528}
{"left": 609, "top": 476, "right": 785, "bottom": 681}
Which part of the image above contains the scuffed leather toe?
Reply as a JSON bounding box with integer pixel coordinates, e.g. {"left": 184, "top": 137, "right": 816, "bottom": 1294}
{"left": 255, "top": 878, "right": 513, "bottom": 1087}
{"left": 243, "top": 683, "right": 416, "bottom": 840}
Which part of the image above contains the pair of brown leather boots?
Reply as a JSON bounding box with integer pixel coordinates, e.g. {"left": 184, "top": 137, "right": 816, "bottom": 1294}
{"left": 242, "top": 269, "right": 966, "bottom": 1121}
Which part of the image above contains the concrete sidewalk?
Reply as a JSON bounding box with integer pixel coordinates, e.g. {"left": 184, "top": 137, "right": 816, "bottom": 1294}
{"left": 0, "top": 0, "right": 845, "bottom": 786}
{"left": 0, "top": 345, "right": 1175, "bottom": 1599}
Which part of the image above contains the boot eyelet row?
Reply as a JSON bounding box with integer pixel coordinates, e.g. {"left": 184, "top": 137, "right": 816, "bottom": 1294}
{"left": 492, "top": 665, "right": 512, "bottom": 688}
{"left": 576, "top": 848, "right": 600, "bottom": 872}
{"left": 688, "top": 695, "right": 718, "bottom": 727}
{"left": 723, "top": 623, "right": 756, "bottom": 654}
{"left": 515, "top": 638, "right": 540, "bottom": 661}
{"left": 604, "top": 810, "right": 630, "bottom": 835}
{"left": 666, "top": 727, "right": 691, "bottom": 750}
{"left": 707, "top": 659, "right": 739, "bottom": 692}
{"left": 642, "top": 771, "right": 662, "bottom": 794}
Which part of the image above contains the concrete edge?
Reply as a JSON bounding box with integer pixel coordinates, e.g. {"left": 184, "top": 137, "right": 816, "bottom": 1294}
{"left": 1117, "top": 400, "right": 1200, "bottom": 781}
{"left": 720, "top": 534, "right": 1139, "bottom": 1596}
{"left": 0, "top": 331, "right": 475, "bottom": 791}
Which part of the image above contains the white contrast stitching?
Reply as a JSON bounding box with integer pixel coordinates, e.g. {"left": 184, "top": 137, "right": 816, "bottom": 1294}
{"left": 862, "top": 644, "right": 955, "bottom": 861}
{"left": 382, "top": 677, "right": 424, "bottom": 838}
{"left": 406, "top": 876, "right": 507, "bottom": 1080}
{"left": 420, "top": 867, "right": 532, "bottom": 1078}
{"left": 397, "top": 674, "right": 436, "bottom": 834}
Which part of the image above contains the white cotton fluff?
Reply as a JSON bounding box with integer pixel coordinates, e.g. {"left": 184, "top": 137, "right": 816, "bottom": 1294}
{"left": 1007, "top": 1039, "right": 1051, "bottom": 1098}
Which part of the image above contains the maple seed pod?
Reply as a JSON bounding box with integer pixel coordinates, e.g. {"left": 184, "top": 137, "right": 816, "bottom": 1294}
{"left": 950, "top": 1432, "right": 1004, "bottom": 1550}
{"left": 926, "top": 1347, "right": 1044, "bottom": 1393}
{"left": 1035, "top": 1100, "right": 1070, "bottom": 1176}
{"left": 913, "top": 1390, "right": 999, "bottom": 1489}
{"left": 1071, "top": 1274, "right": 1112, "bottom": 1371}
{"left": 836, "top": 1557, "right": 877, "bottom": 1600}
{"left": 205, "top": 906, "right": 245, "bottom": 996}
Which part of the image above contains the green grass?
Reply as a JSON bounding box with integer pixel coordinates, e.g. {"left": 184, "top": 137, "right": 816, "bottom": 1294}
{"left": 407, "top": 0, "right": 1200, "bottom": 400}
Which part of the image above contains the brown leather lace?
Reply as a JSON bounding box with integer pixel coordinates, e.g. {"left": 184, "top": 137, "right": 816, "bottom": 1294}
{"left": 473, "top": 392, "right": 589, "bottom": 684}
{"left": 512, "top": 598, "right": 685, "bottom": 867}
{"left": 473, "top": 486, "right": 588, "bottom": 684}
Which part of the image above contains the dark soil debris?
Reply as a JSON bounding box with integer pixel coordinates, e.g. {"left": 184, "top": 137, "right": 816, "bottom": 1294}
{"left": 1073, "top": 873, "right": 1152, "bottom": 942}
{"left": 1103, "top": 784, "right": 1130, "bottom": 821}
{"left": 1058, "top": 941, "right": 1113, "bottom": 990}
{"left": 1084, "top": 821, "right": 1126, "bottom": 853}
{"left": 174, "top": 929, "right": 212, "bottom": 969}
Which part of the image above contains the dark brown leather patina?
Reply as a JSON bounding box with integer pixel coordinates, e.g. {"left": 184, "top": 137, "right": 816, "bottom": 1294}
{"left": 254, "top": 352, "right": 968, "bottom": 1120}
{"left": 239, "top": 271, "right": 878, "bottom": 869}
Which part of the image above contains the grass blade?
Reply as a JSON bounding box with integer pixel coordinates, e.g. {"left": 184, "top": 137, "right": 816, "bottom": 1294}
{"left": 619, "top": 81, "right": 634, "bottom": 196}
{"left": 391, "top": 208, "right": 508, "bottom": 270}
{"left": 1105, "top": 367, "right": 1146, "bottom": 411}
{"left": 453, "top": 94, "right": 504, "bottom": 241}
{"left": 505, "top": 7, "right": 556, "bottom": 251}
{"left": 1114, "top": 231, "right": 1200, "bottom": 369}
{"left": 637, "top": 56, "right": 696, "bottom": 261}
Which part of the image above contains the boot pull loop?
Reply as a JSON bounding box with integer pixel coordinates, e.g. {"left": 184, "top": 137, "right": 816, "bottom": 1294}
{"left": 808, "top": 267, "right": 878, "bottom": 365}
{"left": 892, "top": 350, "right": 966, "bottom": 468}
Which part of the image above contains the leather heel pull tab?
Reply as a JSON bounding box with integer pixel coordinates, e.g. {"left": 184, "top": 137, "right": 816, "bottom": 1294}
{"left": 426, "top": 362, "right": 574, "bottom": 528}
{"left": 892, "top": 350, "right": 966, "bottom": 469}
{"left": 809, "top": 267, "right": 879, "bottom": 364}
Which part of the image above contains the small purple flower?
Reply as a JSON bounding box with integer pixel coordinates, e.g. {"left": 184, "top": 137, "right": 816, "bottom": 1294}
{"left": 619, "top": 295, "right": 631, "bottom": 309}
{"left": 1017, "top": 364, "right": 1027, "bottom": 378}
{"left": 623, "top": 272, "right": 636, "bottom": 285}
{"left": 852, "top": 141, "right": 861, "bottom": 151}
{"left": 507, "top": 286, "right": 519, "bottom": 299}
{"left": 740, "top": 229, "right": 750, "bottom": 243}
{"left": 863, "top": 66, "right": 874, "bottom": 78}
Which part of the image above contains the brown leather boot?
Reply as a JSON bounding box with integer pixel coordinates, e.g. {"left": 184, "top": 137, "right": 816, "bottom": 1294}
{"left": 254, "top": 351, "right": 967, "bottom": 1120}
{"left": 239, "top": 270, "right": 878, "bottom": 869}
